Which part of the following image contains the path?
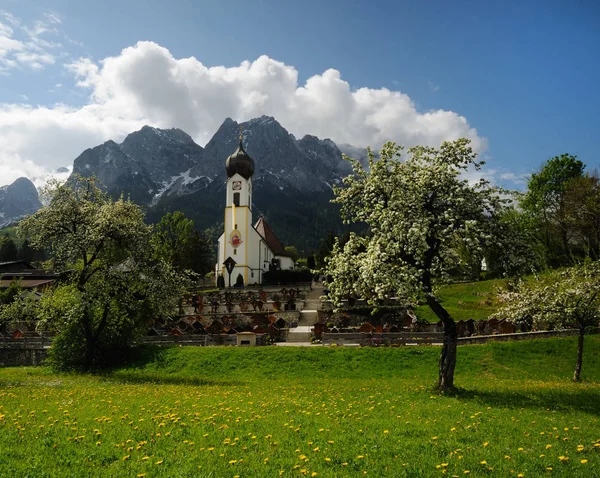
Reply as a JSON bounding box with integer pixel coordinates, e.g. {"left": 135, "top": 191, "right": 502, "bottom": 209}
{"left": 283, "top": 282, "right": 323, "bottom": 345}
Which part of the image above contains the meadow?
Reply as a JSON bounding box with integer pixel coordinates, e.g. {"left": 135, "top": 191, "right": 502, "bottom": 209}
{"left": 413, "top": 279, "right": 508, "bottom": 323}
{"left": 1, "top": 338, "right": 599, "bottom": 477}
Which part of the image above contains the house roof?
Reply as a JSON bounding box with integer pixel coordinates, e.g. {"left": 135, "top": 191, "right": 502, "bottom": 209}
{"left": 253, "top": 217, "right": 291, "bottom": 257}
{"left": 0, "top": 260, "right": 35, "bottom": 272}
{"left": 0, "top": 279, "right": 55, "bottom": 289}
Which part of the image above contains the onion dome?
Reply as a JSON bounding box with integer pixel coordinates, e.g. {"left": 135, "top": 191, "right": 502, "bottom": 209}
{"left": 225, "top": 138, "right": 255, "bottom": 179}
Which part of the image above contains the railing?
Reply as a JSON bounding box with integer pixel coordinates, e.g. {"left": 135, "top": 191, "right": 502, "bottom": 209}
{"left": 0, "top": 333, "right": 54, "bottom": 349}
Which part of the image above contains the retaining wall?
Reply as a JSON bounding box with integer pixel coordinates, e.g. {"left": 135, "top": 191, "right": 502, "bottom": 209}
{"left": 0, "top": 348, "right": 48, "bottom": 367}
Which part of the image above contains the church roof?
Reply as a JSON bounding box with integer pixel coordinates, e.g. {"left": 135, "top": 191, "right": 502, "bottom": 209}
{"left": 225, "top": 139, "right": 255, "bottom": 179}
{"left": 254, "top": 217, "right": 291, "bottom": 257}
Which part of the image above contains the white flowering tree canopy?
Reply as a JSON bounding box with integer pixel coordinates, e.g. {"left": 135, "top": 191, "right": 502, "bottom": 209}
{"left": 491, "top": 262, "right": 600, "bottom": 381}
{"left": 492, "top": 263, "right": 600, "bottom": 332}
{"left": 324, "top": 139, "right": 510, "bottom": 309}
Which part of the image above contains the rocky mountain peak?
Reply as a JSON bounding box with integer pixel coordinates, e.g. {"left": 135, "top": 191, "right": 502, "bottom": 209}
{"left": 0, "top": 177, "right": 42, "bottom": 227}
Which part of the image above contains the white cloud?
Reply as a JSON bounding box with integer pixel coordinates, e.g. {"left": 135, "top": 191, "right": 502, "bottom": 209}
{"left": 0, "top": 40, "right": 487, "bottom": 186}
{"left": 0, "top": 10, "right": 64, "bottom": 73}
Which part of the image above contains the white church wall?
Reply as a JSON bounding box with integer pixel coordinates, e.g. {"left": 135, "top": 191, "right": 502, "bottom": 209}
{"left": 246, "top": 227, "right": 263, "bottom": 285}
{"left": 277, "top": 256, "right": 295, "bottom": 270}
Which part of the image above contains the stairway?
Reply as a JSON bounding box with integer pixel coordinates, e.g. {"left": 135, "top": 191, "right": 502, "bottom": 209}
{"left": 285, "top": 283, "right": 323, "bottom": 343}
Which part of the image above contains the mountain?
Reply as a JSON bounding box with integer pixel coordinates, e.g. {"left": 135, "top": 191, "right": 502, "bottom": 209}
{"left": 71, "top": 126, "right": 203, "bottom": 205}
{"left": 67, "top": 116, "right": 356, "bottom": 253}
{"left": 0, "top": 177, "right": 42, "bottom": 228}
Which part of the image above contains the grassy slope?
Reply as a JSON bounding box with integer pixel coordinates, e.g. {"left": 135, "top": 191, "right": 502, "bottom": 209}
{"left": 1, "top": 338, "right": 599, "bottom": 477}
{"left": 414, "top": 278, "right": 508, "bottom": 322}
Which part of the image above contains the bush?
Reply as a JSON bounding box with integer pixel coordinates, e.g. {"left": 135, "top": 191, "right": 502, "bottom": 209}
{"left": 262, "top": 269, "right": 313, "bottom": 285}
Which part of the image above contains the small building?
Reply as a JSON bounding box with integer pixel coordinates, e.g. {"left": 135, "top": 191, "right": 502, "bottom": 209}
{"left": 0, "top": 260, "right": 59, "bottom": 290}
{"left": 237, "top": 331, "right": 257, "bottom": 346}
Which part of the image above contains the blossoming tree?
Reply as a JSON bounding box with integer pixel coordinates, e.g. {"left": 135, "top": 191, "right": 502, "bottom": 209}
{"left": 323, "top": 139, "right": 511, "bottom": 391}
{"left": 492, "top": 262, "right": 600, "bottom": 381}
{"left": 5, "top": 176, "right": 187, "bottom": 369}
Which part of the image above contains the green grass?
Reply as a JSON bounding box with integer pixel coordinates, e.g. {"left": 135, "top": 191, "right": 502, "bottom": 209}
{"left": 414, "top": 278, "right": 508, "bottom": 322}
{"left": 1, "top": 338, "right": 600, "bottom": 477}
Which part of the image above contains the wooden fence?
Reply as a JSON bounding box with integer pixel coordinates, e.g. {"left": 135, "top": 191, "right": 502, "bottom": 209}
{"left": 0, "top": 333, "right": 54, "bottom": 349}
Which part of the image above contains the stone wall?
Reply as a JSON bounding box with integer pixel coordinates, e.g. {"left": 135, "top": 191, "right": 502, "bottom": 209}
{"left": 457, "top": 329, "right": 580, "bottom": 345}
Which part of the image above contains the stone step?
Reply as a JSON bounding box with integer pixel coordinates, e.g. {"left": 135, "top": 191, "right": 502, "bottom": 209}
{"left": 287, "top": 332, "right": 312, "bottom": 342}
{"left": 298, "top": 310, "right": 318, "bottom": 326}
{"left": 287, "top": 325, "right": 313, "bottom": 342}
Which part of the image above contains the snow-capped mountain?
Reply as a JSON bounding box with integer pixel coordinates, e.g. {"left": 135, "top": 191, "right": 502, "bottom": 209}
{"left": 64, "top": 116, "right": 357, "bottom": 252}
{"left": 71, "top": 126, "right": 203, "bottom": 205}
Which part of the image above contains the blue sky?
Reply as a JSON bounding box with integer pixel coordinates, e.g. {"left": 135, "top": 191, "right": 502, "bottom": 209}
{"left": 1, "top": 0, "right": 599, "bottom": 187}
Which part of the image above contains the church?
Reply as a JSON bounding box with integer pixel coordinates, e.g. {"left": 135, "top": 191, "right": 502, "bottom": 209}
{"left": 216, "top": 135, "right": 294, "bottom": 286}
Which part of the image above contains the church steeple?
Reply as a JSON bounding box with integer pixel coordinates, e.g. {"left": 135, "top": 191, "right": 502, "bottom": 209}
{"left": 225, "top": 128, "right": 255, "bottom": 179}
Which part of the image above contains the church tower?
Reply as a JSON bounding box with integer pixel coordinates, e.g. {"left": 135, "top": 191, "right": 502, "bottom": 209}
{"left": 220, "top": 133, "right": 255, "bottom": 285}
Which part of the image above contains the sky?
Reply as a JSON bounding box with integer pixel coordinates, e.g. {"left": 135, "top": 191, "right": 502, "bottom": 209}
{"left": 0, "top": 0, "right": 599, "bottom": 188}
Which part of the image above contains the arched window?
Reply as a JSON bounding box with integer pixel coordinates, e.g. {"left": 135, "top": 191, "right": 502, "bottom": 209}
{"left": 233, "top": 192, "right": 240, "bottom": 206}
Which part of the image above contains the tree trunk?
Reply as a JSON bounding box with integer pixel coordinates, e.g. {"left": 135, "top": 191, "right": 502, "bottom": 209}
{"left": 80, "top": 308, "right": 96, "bottom": 369}
{"left": 573, "top": 327, "right": 585, "bottom": 382}
{"left": 425, "top": 294, "right": 458, "bottom": 391}
{"left": 84, "top": 337, "right": 96, "bottom": 369}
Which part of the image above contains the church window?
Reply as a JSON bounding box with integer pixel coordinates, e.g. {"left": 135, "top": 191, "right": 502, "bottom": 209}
{"left": 233, "top": 249, "right": 237, "bottom": 255}
{"left": 233, "top": 192, "right": 240, "bottom": 206}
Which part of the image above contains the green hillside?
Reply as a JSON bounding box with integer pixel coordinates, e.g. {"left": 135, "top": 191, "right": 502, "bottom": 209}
{"left": 414, "top": 278, "right": 508, "bottom": 322}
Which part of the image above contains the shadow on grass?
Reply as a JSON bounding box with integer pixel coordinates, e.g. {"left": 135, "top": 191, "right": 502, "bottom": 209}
{"left": 451, "top": 385, "right": 600, "bottom": 415}
{"left": 95, "top": 346, "right": 245, "bottom": 387}
{"left": 100, "top": 372, "right": 243, "bottom": 387}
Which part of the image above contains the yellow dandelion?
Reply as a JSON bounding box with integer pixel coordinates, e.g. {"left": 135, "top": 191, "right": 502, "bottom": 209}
{"left": 546, "top": 444, "right": 552, "bottom": 449}
{"left": 155, "top": 460, "right": 163, "bottom": 465}
{"left": 123, "top": 455, "right": 130, "bottom": 461}
{"left": 357, "top": 455, "right": 364, "bottom": 459}
{"left": 558, "top": 456, "right": 569, "bottom": 462}
{"left": 480, "top": 460, "right": 487, "bottom": 465}
{"left": 141, "top": 456, "right": 149, "bottom": 461}
{"left": 229, "top": 460, "right": 237, "bottom": 464}
{"left": 325, "top": 458, "right": 331, "bottom": 462}
{"left": 581, "top": 459, "right": 588, "bottom": 464}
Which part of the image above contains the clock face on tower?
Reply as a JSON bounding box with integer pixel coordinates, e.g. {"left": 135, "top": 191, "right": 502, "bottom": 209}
{"left": 232, "top": 181, "right": 242, "bottom": 191}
